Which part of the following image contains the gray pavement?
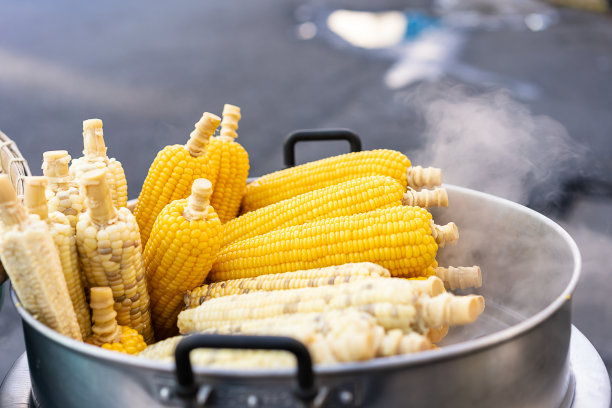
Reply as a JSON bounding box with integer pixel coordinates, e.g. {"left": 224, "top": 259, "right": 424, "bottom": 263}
{"left": 1, "top": 0, "right": 611, "bottom": 395}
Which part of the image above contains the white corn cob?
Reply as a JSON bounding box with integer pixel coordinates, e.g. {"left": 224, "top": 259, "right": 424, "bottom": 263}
{"left": 42, "top": 150, "right": 86, "bottom": 232}
{"left": 23, "top": 177, "right": 91, "bottom": 339}
{"left": 70, "top": 119, "right": 128, "bottom": 209}
{"left": 76, "top": 169, "right": 154, "bottom": 343}
{"left": 184, "top": 262, "right": 395, "bottom": 308}
{"left": 0, "top": 175, "right": 82, "bottom": 340}
{"left": 178, "top": 279, "right": 483, "bottom": 335}
{"left": 142, "top": 309, "right": 433, "bottom": 366}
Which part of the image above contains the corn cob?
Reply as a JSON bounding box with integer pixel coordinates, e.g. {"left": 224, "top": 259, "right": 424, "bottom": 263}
{"left": 23, "top": 177, "right": 91, "bottom": 339}
{"left": 134, "top": 112, "right": 221, "bottom": 245}
{"left": 87, "top": 287, "right": 121, "bottom": 345}
{"left": 42, "top": 150, "right": 86, "bottom": 232}
{"left": 206, "top": 104, "right": 250, "bottom": 223}
{"left": 86, "top": 287, "right": 147, "bottom": 354}
{"left": 210, "top": 205, "right": 457, "bottom": 281}
{"left": 0, "top": 175, "right": 82, "bottom": 340}
{"left": 70, "top": 119, "right": 128, "bottom": 209}
{"left": 186, "top": 262, "right": 391, "bottom": 308}
{"left": 140, "top": 336, "right": 296, "bottom": 368}
{"left": 202, "top": 309, "right": 435, "bottom": 362}
{"left": 186, "top": 263, "right": 445, "bottom": 309}
{"left": 402, "top": 187, "right": 448, "bottom": 207}
{"left": 178, "top": 279, "right": 483, "bottom": 335}
{"left": 76, "top": 169, "right": 154, "bottom": 343}
{"left": 436, "top": 266, "right": 482, "bottom": 290}
{"left": 241, "top": 149, "right": 442, "bottom": 213}
{"left": 143, "top": 310, "right": 433, "bottom": 366}
{"left": 143, "top": 178, "right": 222, "bottom": 339}
{"left": 224, "top": 176, "right": 448, "bottom": 247}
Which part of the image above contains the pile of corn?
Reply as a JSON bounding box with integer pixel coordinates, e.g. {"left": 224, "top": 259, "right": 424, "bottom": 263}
{"left": 0, "top": 104, "right": 484, "bottom": 367}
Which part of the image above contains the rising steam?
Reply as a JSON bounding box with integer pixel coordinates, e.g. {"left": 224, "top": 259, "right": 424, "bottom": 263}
{"left": 403, "top": 83, "right": 586, "bottom": 205}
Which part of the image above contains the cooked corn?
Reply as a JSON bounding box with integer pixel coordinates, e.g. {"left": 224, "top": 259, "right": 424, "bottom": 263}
{"left": 186, "top": 262, "right": 391, "bottom": 308}
{"left": 206, "top": 104, "right": 249, "bottom": 223}
{"left": 70, "top": 119, "right": 128, "bottom": 209}
{"left": 178, "top": 279, "right": 483, "bottom": 334}
{"left": 436, "top": 266, "right": 482, "bottom": 290}
{"left": 144, "top": 178, "right": 222, "bottom": 339}
{"left": 42, "top": 150, "right": 86, "bottom": 232}
{"left": 185, "top": 264, "right": 445, "bottom": 309}
{"left": 140, "top": 336, "right": 296, "bottom": 368}
{"left": 241, "top": 149, "right": 442, "bottom": 212}
{"left": 143, "top": 309, "right": 433, "bottom": 366}
{"left": 222, "top": 176, "right": 404, "bottom": 247}
{"left": 210, "top": 206, "right": 457, "bottom": 281}
{"left": 76, "top": 170, "right": 154, "bottom": 343}
{"left": 134, "top": 112, "right": 220, "bottom": 245}
{"left": 87, "top": 287, "right": 147, "bottom": 354}
{"left": 24, "top": 177, "right": 91, "bottom": 339}
{"left": 0, "top": 175, "right": 82, "bottom": 340}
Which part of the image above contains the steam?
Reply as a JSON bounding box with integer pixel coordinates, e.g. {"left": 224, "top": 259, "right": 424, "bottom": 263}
{"left": 403, "top": 83, "right": 586, "bottom": 205}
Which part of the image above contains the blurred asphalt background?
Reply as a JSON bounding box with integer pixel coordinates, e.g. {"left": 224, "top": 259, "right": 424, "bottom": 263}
{"left": 1, "top": 0, "right": 612, "bottom": 395}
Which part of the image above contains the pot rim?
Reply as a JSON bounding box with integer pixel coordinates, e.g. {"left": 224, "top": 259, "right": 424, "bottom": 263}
{"left": 12, "top": 184, "right": 581, "bottom": 377}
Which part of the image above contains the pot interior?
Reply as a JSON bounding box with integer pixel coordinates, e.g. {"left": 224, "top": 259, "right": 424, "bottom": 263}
{"left": 432, "top": 185, "right": 580, "bottom": 346}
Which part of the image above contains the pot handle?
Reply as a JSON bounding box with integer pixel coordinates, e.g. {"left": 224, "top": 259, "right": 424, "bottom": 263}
{"left": 283, "top": 129, "right": 362, "bottom": 168}
{"left": 174, "top": 334, "right": 318, "bottom": 405}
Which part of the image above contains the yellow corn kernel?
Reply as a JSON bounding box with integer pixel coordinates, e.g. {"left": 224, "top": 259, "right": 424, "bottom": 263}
{"left": 0, "top": 175, "right": 82, "bottom": 340}
{"left": 70, "top": 119, "right": 128, "bottom": 209}
{"left": 185, "top": 262, "right": 392, "bottom": 308}
{"left": 222, "top": 175, "right": 403, "bottom": 247}
{"left": 134, "top": 113, "right": 220, "bottom": 245}
{"left": 76, "top": 170, "right": 154, "bottom": 343}
{"left": 206, "top": 104, "right": 250, "bottom": 223}
{"left": 144, "top": 179, "right": 222, "bottom": 339}
{"left": 210, "top": 206, "right": 450, "bottom": 281}
{"left": 101, "top": 327, "right": 147, "bottom": 355}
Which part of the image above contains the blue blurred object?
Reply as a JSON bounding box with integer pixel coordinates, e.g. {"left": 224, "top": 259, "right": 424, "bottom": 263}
{"left": 403, "top": 11, "right": 439, "bottom": 40}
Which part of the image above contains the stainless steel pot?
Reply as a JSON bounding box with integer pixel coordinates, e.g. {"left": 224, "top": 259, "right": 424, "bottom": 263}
{"left": 12, "top": 183, "right": 581, "bottom": 408}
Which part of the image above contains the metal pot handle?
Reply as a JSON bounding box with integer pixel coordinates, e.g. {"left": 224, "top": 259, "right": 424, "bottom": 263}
{"left": 174, "top": 334, "right": 318, "bottom": 405}
{"left": 283, "top": 129, "right": 362, "bottom": 168}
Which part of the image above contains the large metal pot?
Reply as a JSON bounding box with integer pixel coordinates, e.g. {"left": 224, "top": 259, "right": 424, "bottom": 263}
{"left": 12, "top": 182, "right": 581, "bottom": 408}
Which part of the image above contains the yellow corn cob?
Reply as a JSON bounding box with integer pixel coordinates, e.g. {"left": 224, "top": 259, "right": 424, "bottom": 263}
{"left": 210, "top": 205, "right": 458, "bottom": 282}
{"left": 206, "top": 104, "right": 250, "bottom": 223}
{"left": 178, "top": 278, "right": 483, "bottom": 335}
{"left": 186, "top": 263, "right": 441, "bottom": 309}
{"left": 134, "top": 112, "right": 221, "bottom": 245}
{"left": 224, "top": 176, "right": 448, "bottom": 247}
{"left": 76, "top": 170, "right": 154, "bottom": 343}
{"left": 143, "top": 310, "right": 433, "bottom": 366}
{"left": 70, "top": 119, "right": 128, "bottom": 209}
{"left": 143, "top": 179, "right": 222, "bottom": 339}
{"left": 24, "top": 177, "right": 91, "bottom": 339}
{"left": 241, "top": 149, "right": 442, "bottom": 213}
{"left": 222, "top": 176, "right": 403, "bottom": 247}
{"left": 42, "top": 150, "right": 86, "bottom": 232}
{"left": 0, "top": 175, "right": 82, "bottom": 340}
{"left": 86, "top": 287, "right": 147, "bottom": 354}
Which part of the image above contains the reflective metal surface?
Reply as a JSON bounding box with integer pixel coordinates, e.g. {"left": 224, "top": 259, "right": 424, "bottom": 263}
{"left": 12, "top": 185, "right": 583, "bottom": 407}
